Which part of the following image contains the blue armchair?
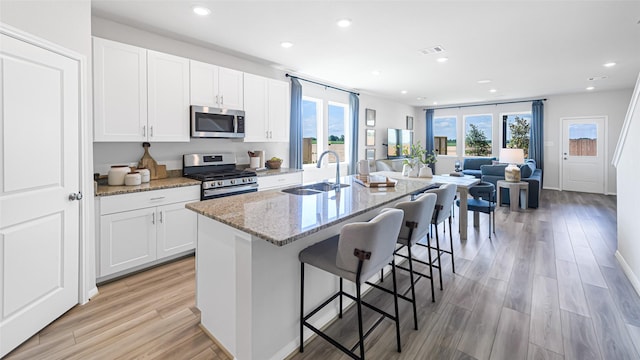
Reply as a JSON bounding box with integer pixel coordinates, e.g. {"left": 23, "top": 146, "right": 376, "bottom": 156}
{"left": 462, "top": 157, "right": 496, "bottom": 178}
{"left": 480, "top": 159, "right": 542, "bottom": 208}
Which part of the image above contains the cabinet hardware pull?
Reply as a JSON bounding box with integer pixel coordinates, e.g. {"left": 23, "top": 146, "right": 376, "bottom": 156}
{"left": 152, "top": 212, "right": 155, "bottom": 224}
{"left": 269, "top": 131, "right": 272, "bottom": 138}
{"left": 143, "top": 125, "right": 146, "bottom": 137}
{"left": 150, "top": 126, "right": 154, "bottom": 137}
{"left": 159, "top": 211, "right": 163, "bottom": 223}
{"left": 150, "top": 196, "right": 165, "bottom": 201}
{"left": 221, "top": 95, "right": 224, "bottom": 105}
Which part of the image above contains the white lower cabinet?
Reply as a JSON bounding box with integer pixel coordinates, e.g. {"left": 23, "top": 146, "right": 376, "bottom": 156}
{"left": 97, "top": 186, "right": 199, "bottom": 279}
{"left": 257, "top": 172, "right": 302, "bottom": 191}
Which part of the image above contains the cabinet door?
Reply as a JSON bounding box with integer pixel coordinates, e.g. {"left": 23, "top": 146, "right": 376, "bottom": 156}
{"left": 243, "top": 73, "right": 268, "bottom": 142}
{"left": 157, "top": 201, "right": 198, "bottom": 258}
{"left": 93, "top": 37, "right": 147, "bottom": 142}
{"left": 268, "top": 79, "right": 290, "bottom": 142}
{"left": 99, "top": 208, "right": 157, "bottom": 277}
{"left": 190, "top": 60, "right": 218, "bottom": 107}
{"left": 147, "top": 50, "right": 190, "bottom": 142}
{"left": 218, "top": 67, "right": 244, "bottom": 110}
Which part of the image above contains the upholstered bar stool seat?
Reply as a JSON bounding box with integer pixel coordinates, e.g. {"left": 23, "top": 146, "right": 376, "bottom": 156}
{"left": 299, "top": 209, "right": 404, "bottom": 360}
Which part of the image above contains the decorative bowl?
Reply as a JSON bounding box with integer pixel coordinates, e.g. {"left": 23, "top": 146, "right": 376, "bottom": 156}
{"left": 266, "top": 160, "right": 282, "bottom": 169}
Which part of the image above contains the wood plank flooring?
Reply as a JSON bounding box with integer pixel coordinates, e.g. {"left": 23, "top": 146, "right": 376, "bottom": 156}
{"left": 5, "top": 190, "right": 640, "bottom": 360}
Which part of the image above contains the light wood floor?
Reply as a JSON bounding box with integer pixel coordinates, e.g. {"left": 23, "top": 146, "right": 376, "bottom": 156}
{"left": 6, "top": 190, "right": 640, "bottom": 360}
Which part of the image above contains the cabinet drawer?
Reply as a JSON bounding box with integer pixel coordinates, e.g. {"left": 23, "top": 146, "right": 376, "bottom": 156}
{"left": 100, "top": 186, "right": 199, "bottom": 215}
{"left": 258, "top": 172, "right": 302, "bottom": 191}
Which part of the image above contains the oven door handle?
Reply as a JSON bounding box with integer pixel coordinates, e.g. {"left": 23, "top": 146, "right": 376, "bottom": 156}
{"left": 203, "top": 184, "right": 258, "bottom": 198}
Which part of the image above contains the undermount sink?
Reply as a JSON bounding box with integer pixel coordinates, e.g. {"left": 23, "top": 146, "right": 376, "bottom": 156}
{"left": 282, "top": 182, "right": 350, "bottom": 195}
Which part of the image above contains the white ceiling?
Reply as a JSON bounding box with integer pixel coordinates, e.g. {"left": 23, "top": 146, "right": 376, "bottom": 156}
{"left": 92, "top": 1, "right": 640, "bottom": 107}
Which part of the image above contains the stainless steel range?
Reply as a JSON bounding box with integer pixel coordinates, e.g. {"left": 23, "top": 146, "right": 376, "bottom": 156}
{"left": 183, "top": 153, "right": 258, "bottom": 200}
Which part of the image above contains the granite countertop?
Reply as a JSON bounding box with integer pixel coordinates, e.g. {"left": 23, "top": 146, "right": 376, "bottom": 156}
{"left": 186, "top": 175, "right": 436, "bottom": 247}
{"left": 96, "top": 177, "right": 201, "bottom": 197}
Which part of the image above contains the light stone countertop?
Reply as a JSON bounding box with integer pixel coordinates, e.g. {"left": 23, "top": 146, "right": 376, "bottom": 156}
{"left": 95, "top": 177, "right": 201, "bottom": 197}
{"left": 186, "top": 175, "right": 438, "bottom": 246}
{"left": 253, "top": 167, "right": 303, "bottom": 177}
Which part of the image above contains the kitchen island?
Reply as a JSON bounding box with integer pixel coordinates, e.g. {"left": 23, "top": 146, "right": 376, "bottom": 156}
{"left": 185, "top": 175, "right": 437, "bottom": 360}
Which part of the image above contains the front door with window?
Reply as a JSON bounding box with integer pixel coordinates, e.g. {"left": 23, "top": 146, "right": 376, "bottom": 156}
{"left": 0, "top": 32, "right": 81, "bottom": 357}
{"left": 561, "top": 117, "right": 605, "bottom": 194}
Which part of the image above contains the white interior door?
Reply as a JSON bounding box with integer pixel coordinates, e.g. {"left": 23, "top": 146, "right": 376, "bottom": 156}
{"left": 0, "top": 33, "right": 80, "bottom": 357}
{"left": 562, "top": 117, "right": 605, "bottom": 193}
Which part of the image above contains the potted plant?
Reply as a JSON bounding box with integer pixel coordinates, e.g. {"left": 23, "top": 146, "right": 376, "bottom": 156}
{"left": 402, "top": 141, "right": 437, "bottom": 177}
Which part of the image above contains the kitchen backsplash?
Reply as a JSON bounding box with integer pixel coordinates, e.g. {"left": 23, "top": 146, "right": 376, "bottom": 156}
{"left": 93, "top": 139, "right": 290, "bottom": 175}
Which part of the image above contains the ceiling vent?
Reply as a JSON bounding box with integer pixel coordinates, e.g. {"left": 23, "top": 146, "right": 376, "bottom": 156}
{"left": 588, "top": 76, "right": 608, "bottom": 81}
{"left": 419, "top": 45, "right": 446, "bottom": 55}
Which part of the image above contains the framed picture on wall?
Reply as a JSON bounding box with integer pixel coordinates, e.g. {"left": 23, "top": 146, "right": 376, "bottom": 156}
{"left": 365, "top": 108, "right": 376, "bottom": 127}
{"left": 366, "top": 129, "right": 375, "bottom": 146}
{"left": 365, "top": 148, "right": 376, "bottom": 160}
{"left": 406, "top": 116, "right": 414, "bottom": 130}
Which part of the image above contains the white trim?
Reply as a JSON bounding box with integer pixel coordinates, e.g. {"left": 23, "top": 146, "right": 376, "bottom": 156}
{"left": 543, "top": 186, "right": 561, "bottom": 191}
{"left": 0, "top": 23, "right": 95, "bottom": 304}
{"left": 612, "top": 72, "right": 640, "bottom": 167}
{"left": 558, "top": 115, "right": 608, "bottom": 194}
{"left": 615, "top": 251, "right": 640, "bottom": 298}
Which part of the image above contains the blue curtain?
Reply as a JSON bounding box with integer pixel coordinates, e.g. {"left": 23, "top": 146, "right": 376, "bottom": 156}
{"left": 531, "top": 100, "right": 544, "bottom": 170}
{"left": 425, "top": 109, "right": 435, "bottom": 152}
{"left": 348, "top": 93, "right": 359, "bottom": 174}
{"left": 289, "top": 78, "right": 303, "bottom": 169}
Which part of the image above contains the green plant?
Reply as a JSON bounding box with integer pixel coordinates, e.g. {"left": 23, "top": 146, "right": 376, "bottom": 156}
{"left": 465, "top": 123, "right": 491, "bottom": 156}
{"left": 402, "top": 141, "right": 437, "bottom": 167}
{"left": 508, "top": 116, "right": 530, "bottom": 157}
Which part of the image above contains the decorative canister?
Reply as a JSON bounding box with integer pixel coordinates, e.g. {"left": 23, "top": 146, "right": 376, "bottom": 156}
{"left": 138, "top": 168, "right": 151, "bottom": 183}
{"left": 108, "top": 165, "right": 130, "bottom": 186}
{"left": 124, "top": 172, "right": 142, "bottom": 186}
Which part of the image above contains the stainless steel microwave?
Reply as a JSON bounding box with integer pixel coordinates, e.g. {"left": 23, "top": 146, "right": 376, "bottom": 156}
{"left": 190, "top": 106, "right": 245, "bottom": 138}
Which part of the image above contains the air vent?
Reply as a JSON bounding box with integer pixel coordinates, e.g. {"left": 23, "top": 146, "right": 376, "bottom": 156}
{"left": 588, "top": 76, "right": 608, "bottom": 81}
{"left": 419, "top": 45, "right": 446, "bottom": 55}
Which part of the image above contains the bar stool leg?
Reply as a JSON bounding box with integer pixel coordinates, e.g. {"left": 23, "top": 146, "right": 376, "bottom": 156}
{"left": 406, "top": 245, "right": 418, "bottom": 330}
{"left": 299, "top": 262, "right": 305, "bottom": 353}
{"left": 339, "top": 278, "right": 343, "bottom": 318}
{"left": 435, "top": 226, "right": 443, "bottom": 290}
{"left": 356, "top": 282, "right": 365, "bottom": 360}
{"left": 426, "top": 234, "right": 436, "bottom": 302}
{"left": 449, "top": 216, "right": 455, "bottom": 273}
{"left": 391, "top": 260, "right": 402, "bottom": 352}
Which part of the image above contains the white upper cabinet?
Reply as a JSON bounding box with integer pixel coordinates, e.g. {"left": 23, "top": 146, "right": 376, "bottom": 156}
{"left": 190, "top": 60, "right": 244, "bottom": 110}
{"left": 243, "top": 73, "right": 290, "bottom": 142}
{"left": 147, "top": 50, "right": 190, "bottom": 142}
{"left": 93, "top": 37, "right": 190, "bottom": 142}
{"left": 93, "top": 37, "right": 147, "bottom": 142}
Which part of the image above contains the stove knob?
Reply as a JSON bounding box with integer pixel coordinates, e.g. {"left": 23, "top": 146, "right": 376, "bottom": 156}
{"left": 217, "top": 181, "right": 223, "bottom": 186}
{"left": 230, "top": 179, "right": 236, "bottom": 184}
{"left": 242, "top": 178, "right": 247, "bottom": 183}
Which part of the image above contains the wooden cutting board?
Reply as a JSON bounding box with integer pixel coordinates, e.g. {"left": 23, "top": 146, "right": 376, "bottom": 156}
{"left": 138, "top": 142, "right": 159, "bottom": 179}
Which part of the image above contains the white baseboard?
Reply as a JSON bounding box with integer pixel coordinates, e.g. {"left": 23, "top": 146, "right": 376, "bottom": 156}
{"left": 543, "top": 186, "right": 561, "bottom": 191}
{"left": 615, "top": 250, "right": 640, "bottom": 297}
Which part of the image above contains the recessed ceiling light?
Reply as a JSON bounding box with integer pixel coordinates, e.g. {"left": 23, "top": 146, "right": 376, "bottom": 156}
{"left": 371, "top": 70, "right": 381, "bottom": 76}
{"left": 400, "top": 90, "right": 408, "bottom": 94}
{"left": 280, "top": 42, "right": 293, "bottom": 48}
{"left": 337, "top": 19, "right": 352, "bottom": 28}
{"left": 436, "top": 57, "right": 448, "bottom": 63}
{"left": 192, "top": 6, "right": 211, "bottom": 16}
{"left": 603, "top": 62, "right": 616, "bottom": 67}
{"left": 489, "top": 89, "right": 497, "bottom": 93}
{"left": 586, "top": 86, "right": 595, "bottom": 91}
{"left": 477, "top": 79, "right": 492, "bottom": 84}
{"left": 433, "top": 101, "right": 438, "bottom": 105}
{"left": 416, "top": 97, "right": 423, "bottom": 100}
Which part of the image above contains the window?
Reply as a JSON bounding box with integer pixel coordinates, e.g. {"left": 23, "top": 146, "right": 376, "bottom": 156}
{"left": 502, "top": 113, "right": 531, "bottom": 157}
{"left": 302, "top": 98, "right": 321, "bottom": 164}
{"left": 464, "top": 114, "right": 492, "bottom": 156}
{"left": 569, "top": 123, "right": 597, "bottom": 156}
{"left": 433, "top": 116, "right": 457, "bottom": 156}
{"left": 302, "top": 96, "right": 349, "bottom": 165}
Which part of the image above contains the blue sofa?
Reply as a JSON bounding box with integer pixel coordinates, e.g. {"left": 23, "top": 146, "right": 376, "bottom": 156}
{"left": 462, "top": 157, "right": 496, "bottom": 178}
{"left": 480, "top": 159, "right": 542, "bottom": 208}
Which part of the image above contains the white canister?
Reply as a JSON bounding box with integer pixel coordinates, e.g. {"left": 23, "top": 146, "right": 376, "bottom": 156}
{"left": 108, "top": 165, "right": 130, "bottom": 186}
{"left": 124, "top": 172, "right": 142, "bottom": 186}
{"left": 138, "top": 168, "right": 151, "bottom": 183}
{"left": 249, "top": 157, "right": 261, "bottom": 169}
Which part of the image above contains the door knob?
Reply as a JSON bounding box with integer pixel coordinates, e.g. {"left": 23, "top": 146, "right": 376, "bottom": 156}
{"left": 69, "top": 192, "right": 83, "bottom": 201}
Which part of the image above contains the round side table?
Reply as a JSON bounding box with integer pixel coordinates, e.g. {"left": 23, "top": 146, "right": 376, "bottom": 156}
{"left": 496, "top": 180, "right": 528, "bottom": 211}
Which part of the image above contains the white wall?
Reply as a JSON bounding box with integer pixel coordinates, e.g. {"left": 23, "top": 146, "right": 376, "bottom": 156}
{"left": 544, "top": 89, "right": 631, "bottom": 193}
{"left": 615, "top": 75, "right": 640, "bottom": 296}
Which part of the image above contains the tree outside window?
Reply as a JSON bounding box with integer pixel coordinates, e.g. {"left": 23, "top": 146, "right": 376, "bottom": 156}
{"left": 464, "top": 114, "right": 492, "bottom": 156}
{"left": 502, "top": 113, "right": 531, "bottom": 157}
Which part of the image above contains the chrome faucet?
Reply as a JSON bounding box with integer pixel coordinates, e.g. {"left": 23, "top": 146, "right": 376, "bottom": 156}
{"left": 317, "top": 150, "right": 341, "bottom": 191}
